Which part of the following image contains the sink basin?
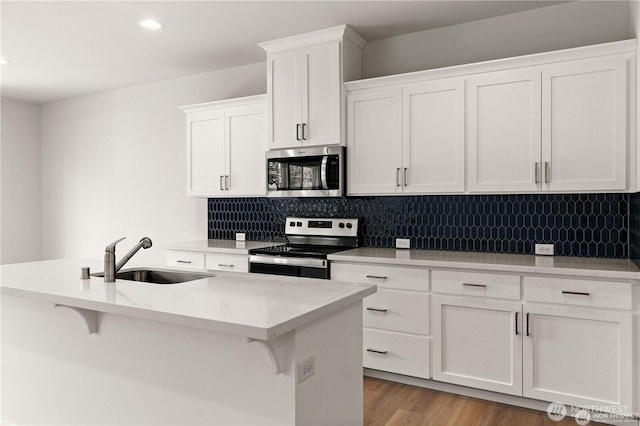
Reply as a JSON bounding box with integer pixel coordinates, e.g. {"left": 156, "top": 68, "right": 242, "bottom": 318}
{"left": 91, "top": 268, "right": 216, "bottom": 284}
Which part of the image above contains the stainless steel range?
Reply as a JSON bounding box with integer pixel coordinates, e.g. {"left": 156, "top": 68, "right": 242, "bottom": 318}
{"left": 248, "top": 217, "right": 360, "bottom": 279}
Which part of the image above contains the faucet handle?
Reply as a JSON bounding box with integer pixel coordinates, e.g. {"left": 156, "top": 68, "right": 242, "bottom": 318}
{"left": 105, "top": 237, "right": 126, "bottom": 253}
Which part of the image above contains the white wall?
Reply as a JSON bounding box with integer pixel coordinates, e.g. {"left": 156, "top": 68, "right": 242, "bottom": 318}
{"left": 1, "top": 98, "right": 42, "bottom": 264}
{"left": 363, "top": 1, "right": 632, "bottom": 78}
{"left": 40, "top": 62, "right": 265, "bottom": 264}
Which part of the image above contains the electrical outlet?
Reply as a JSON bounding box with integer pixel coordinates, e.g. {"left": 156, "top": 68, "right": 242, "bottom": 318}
{"left": 396, "top": 238, "right": 410, "bottom": 249}
{"left": 297, "top": 355, "right": 315, "bottom": 384}
{"left": 535, "top": 243, "right": 554, "bottom": 256}
{"left": 236, "top": 233, "right": 246, "bottom": 241}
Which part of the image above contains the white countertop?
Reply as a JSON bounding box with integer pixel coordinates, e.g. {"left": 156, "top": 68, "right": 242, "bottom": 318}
{"left": 165, "top": 239, "right": 283, "bottom": 254}
{"left": 0, "top": 259, "right": 376, "bottom": 340}
{"left": 328, "top": 248, "right": 640, "bottom": 281}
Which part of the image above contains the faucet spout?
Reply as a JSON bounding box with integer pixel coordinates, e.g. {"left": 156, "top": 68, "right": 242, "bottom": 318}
{"left": 103, "top": 237, "right": 152, "bottom": 283}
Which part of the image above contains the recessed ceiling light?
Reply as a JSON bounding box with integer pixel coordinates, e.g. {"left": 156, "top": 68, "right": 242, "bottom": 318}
{"left": 0, "top": 58, "right": 9, "bottom": 65}
{"left": 138, "top": 19, "right": 163, "bottom": 30}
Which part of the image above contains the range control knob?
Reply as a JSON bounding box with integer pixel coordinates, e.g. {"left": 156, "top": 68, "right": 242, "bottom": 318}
{"left": 296, "top": 221, "right": 303, "bottom": 227}
{"left": 289, "top": 221, "right": 295, "bottom": 227}
{"left": 339, "top": 223, "right": 345, "bottom": 229}
{"left": 346, "top": 223, "right": 353, "bottom": 229}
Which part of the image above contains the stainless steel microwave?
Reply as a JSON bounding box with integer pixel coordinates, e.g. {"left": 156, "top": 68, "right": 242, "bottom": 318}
{"left": 267, "top": 146, "right": 345, "bottom": 197}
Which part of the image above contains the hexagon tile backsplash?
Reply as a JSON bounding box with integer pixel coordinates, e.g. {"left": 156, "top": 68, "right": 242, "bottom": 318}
{"left": 208, "top": 193, "right": 635, "bottom": 259}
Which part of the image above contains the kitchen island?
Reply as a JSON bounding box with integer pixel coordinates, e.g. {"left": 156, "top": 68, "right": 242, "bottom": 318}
{"left": 1, "top": 259, "right": 376, "bottom": 425}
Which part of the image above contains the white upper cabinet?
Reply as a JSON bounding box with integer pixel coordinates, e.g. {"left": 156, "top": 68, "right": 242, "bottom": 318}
{"left": 260, "top": 25, "right": 366, "bottom": 149}
{"left": 345, "top": 39, "right": 635, "bottom": 195}
{"left": 467, "top": 69, "right": 542, "bottom": 193}
{"left": 347, "top": 89, "right": 403, "bottom": 195}
{"left": 542, "top": 58, "right": 628, "bottom": 192}
{"left": 181, "top": 95, "right": 266, "bottom": 198}
{"left": 403, "top": 79, "right": 465, "bottom": 193}
{"left": 347, "top": 78, "right": 465, "bottom": 195}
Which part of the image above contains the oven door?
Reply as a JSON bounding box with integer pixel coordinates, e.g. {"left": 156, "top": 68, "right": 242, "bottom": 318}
{"left": 249, "top": 255, "right": 329, "bottom": 279}
{"left": 266, "top": 146, "right": 344, "bottom": 197}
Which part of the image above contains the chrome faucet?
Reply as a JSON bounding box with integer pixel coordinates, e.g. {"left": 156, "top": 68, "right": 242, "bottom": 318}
{"left": 104, "top": 237, "right": 153, "bottom": 282}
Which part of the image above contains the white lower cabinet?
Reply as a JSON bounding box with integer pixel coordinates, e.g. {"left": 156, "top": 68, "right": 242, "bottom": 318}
{"left": 522, "top": 303, "right": 633, "bottom": 409}
{"left": 432, "top": 294, "right": 523, "bottom": 395}
{"left": 166, "top": 251, "right": 206, "bottom": 270}
{"left": 331, "top": 262, "right": 431, "bottom": 379}
{"left": 205, "top": 253, "right": 248, "bottom": 273}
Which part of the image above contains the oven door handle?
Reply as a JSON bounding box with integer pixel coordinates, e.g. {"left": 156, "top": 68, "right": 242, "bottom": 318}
{"left": 321, "top": 155, "right": 329, "bottom": 190}
{"left": 249, "top": 255, "right": 327, "bottom": 269}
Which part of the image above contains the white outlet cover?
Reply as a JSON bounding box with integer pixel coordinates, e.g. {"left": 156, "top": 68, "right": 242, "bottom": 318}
{"left": 297, "top": 355, "right": 315, "bottom": 384}
{"left": 236, "top": 233, "right": 246, "bottom": 241}
{"left": 396, "top": 238, "right": 410, "bottom": 249}
{"left": 535, "top": 244, "right": 554, "bottom": 256}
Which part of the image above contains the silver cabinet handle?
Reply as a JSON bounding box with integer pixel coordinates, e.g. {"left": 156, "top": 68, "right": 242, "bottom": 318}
{"left": 366, "top": 348, "right": 388, "bottom": 355}
{"left": 366, "top": 275, "right": 387, "bottom": 280}
{"left": 219, "top": 176, "right": 224, "bottom": 191}
{"left": 225, "top": 175, "right": 229, "bottom": 190}
{"left": 302, "top": 123, "right": 307, "bottom": 140}
{"left": 218, "top": 264, "right": 234, "bottom": 268}
{"left": 403, "top": 167, "right": 408, "bottom": 186}
{"left": 544, "top": 161, "right": 550, "bottom": 183}
{"left": 176, "top": 260, "right": 192, "bottom": 264}
{"left": 534, "top": 162, "right": 540, "bottom": 184}
{"left": 366, "top": 307, "right": 388, "bottom": 313}
{"left": 562, "top": 290, "right": 590, "bottom": 296}
{"left": 462, "top": 283, "right": 486, "bottom": 288}
{"left": 396, "top": 168, "right": 400, "bottom": 187}
{"left": 296, "top": 124, "right": 301, "bottom": 141}
{"left": 515, "top": 312, "right": 519, "bottom": 336}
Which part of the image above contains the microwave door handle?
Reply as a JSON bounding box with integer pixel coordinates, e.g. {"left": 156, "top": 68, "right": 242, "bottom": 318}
{"left": 321, "top": 156, "right": 329, "bottom": 189}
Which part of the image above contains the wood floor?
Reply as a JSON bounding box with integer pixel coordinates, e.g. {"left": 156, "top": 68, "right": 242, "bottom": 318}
{"left": 363, "top": 377, "right": 602, "bottom": 426}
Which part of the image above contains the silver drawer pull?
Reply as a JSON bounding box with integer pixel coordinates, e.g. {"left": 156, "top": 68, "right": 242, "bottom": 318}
{"left": 218, "top": 264, "right": 234, "bottom": 268}
{"left": 176, "top": 260, "right": 192, "bottom": 264}
{"left": 562, "top": 291, "right": 590, "bottom": 296}
{"left": 462, "top": 283, "right": 486, "bottom": 288}
{"left": 366, "top": 348, "right": 388, "bottom": 355}
{"left": 366, "top": 275, "right": 387, "bottom": 280}
{"left": 366, "top": 307, "right": 388, "bottom": 313}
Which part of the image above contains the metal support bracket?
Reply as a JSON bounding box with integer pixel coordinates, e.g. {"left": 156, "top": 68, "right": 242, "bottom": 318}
{"left": 54, "top": 304, "right": 98, "bottom": 334}
{"left": 245, "top": 335, "right": 286, "bottom": 375}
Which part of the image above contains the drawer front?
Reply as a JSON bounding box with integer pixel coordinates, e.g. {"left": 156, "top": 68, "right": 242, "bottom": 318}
{"left": 166, "top": 251, "right": 205, "bottom": 270}
{"left": 524, "top": 276, "right": 632, "bottom": 310}
{"left": 363, "top": 289, "right": 430, "bottom": 335}
{"left": 332, "top": 262, "right": 429, "bottom": 292}
{"left": 432, "top": 270, "right": 520, "bottom": 300}
{"left": 205, "top": 253, "right": 248, "bottom": 273}
{"left": 363, "top": 329, "right": 430, "bottom": 379}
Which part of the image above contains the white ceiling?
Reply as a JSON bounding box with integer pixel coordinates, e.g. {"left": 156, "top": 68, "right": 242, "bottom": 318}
{"left": 1, "top": 1, "right": 563, "bottom": 104}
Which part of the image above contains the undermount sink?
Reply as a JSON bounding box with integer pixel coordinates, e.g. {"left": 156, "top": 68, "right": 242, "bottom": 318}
{"left": 91, "top": 268, "right": 216, "bottom": 284}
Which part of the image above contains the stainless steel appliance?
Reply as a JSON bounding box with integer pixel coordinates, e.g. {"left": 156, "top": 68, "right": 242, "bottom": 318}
{"left": 267, "top": 146, "right": 345, "bottom": 197}
{"left": 249, "top": 217, "right": 359, "bottom": 279}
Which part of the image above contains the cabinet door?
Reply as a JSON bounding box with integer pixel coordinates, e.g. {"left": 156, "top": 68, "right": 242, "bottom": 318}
{"left": 468, "top": 69, "right": 542, "bottom": 192}
{"left": 523, "top": 303, "right": 633, "bottom": 411}
{"left": 267, "top": 50, "right": 302, "bottom": 149}
{"left": 542, "top": 59, "right": 628, "bottom": 191}
{"left": 347, "top": 89, "right": 402, "bottom": 195}
{"left": 402, "top": 79, "right": 465, "bottom": 193}
{"left": 186, "top": 111, "right": 226, "bottom": 197}
{"left": 432, "top": 294, "right": 522, "bottom": 395}
{"left": 225, "top": 104, "right": 266, "bottom": 197}
{"left": 300, "top": 42, "right": 341, "bottom": 146}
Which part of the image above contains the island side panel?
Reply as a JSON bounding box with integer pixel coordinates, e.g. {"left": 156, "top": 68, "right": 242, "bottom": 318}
{"left": 293, "top": 300, "right": 364, "bottom": 425}
{"left": 1, "top": 294, "right": 297, "bottom": 425}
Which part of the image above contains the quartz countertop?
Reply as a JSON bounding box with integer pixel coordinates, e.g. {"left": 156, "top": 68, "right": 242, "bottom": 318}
{"left": 0, "top": 259, "right": 376, "bottom": 340}
{"left": 165, "top": 239, "right": 283, "bottom": 254}
{"left": 328, "top": 248, "right": 640, "bottom": 281}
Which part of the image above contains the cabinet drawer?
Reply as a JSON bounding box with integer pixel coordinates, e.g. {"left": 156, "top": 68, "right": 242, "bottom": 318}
{"left": 205, "top": 253, "right": 248, "bottom": 273}
{"left": 363, "top": 289, "right": 430, "bottom": 335}
{"left": 166, "top": 251, "right": 205, "bottom": 270}
{"left": 363, "top": 329, "right": 430, "bottom": 379}
{"left": 432, "top": 270, "right": 520, "bottom": 300}
{"left": 332, "top": 263, "right": 429, "bottom": 291}
{"left": 524, "top": 276, "right": 632, "bottom": 310}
